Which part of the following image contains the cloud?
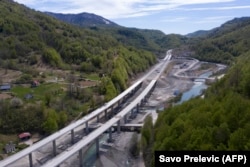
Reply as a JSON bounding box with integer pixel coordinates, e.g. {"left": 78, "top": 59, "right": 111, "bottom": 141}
{"left": 14, "top": 0, "right": 237, "bottom": 19}
{"left": 180, "top": 5, "right": 250, "bottom": 11}
{"left": 194, "top": 16, "right": 234, "bottom": 24}
{"left": 161, "top": 17, "right": 188, "bottom": 22}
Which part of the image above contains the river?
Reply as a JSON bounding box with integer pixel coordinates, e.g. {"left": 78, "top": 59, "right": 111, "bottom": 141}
{"left": 176, "top": 71, "right": 212, "bottom": 104}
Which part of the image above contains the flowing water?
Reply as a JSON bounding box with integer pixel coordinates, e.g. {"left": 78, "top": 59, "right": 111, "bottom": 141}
{"left": 176, "top": 71, "right": 212, "bottom": 104}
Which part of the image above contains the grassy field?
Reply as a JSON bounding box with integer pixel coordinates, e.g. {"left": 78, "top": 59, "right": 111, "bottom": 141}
{"left": 11, "top": 83, "right": 67, "bottom": 102}
{"left": 81, "top": 73, "right": 100, "bottom": 81}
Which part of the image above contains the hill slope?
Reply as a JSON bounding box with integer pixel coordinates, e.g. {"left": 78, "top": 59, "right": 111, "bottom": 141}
{"left": 140, "top": 17, "right": 250, "bottom": 166}
{"left": 0, "top": 0, "right": 158, "bottom": 135}
{"left": 0, "top": 0, "right": 156, "bottom": 83}
{"left": 190, "top": 17, "right": 250, "bottom": 64}
{"left": 46, "top": 11, "right": 189, "bottom": 57}
{"left": 45, "top": 12, "right": 119, "bottom": 27}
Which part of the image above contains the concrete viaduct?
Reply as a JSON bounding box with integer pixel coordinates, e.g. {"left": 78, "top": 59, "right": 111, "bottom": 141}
{"left": 0, "top": 51, "right": 172, "bottom": 167}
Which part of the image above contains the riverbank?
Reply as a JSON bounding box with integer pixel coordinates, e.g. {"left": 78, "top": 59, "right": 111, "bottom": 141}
{"left": 94, "top": 60, "right": 226, "bottom": 167}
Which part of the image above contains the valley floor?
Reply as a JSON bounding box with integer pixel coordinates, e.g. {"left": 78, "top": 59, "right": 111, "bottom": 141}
{"left": 87, "top": 59, "right": 226, "bottom": 167}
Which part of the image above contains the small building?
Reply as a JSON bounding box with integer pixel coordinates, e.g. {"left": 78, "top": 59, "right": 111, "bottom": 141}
{"left": 31, "top": 80, "right": 39, "bottom": 87}
{"left": 0, "top": 84, "right": 11, "bottom": 91}
{"left": 18, "top": 132, "right": 31, "bottom": 141}
{"left": 24, "top": 93, "right": 33, "bottom": 100}
{"left": 4, "top": 142, "right": 16, "bottom": 154}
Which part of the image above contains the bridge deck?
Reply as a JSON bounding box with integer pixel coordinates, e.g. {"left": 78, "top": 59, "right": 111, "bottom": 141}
{"left": 42, "top": 80, "right": 157, "bottom": 167}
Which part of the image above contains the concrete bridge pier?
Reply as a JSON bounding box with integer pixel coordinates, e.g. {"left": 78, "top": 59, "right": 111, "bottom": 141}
{"left": 124, "top": 114, "right": 127, "bottom": 124}
{"left": 136, "top": 104, "right": 140, "bottom": 113}
{"left": 141, "top": 98, "right": 146, "bottom": 105}
{"left": 118, "top": 100, "right": 121, "bottom": 107}
{"left": 79, "top": 148, "right": 83, "bottom": 167}
{"left": 53, "top": 140, "right": 56, "bottom": 156}
{"left": 71, "top": 129, "right": 74, "bottom": 144}
{"left": 85, "top": 122, "right": 89, "bottom": 134}
{"left": 117, "top": 120, "right": 121, "bottom": 133}
{"left": 104, "top": 109, "right": 107, "bottom": 120}
{"left": 130, "top": 109, "right": 134, "bottom": 117}
{"left": 96, "top": 114, "right": 100, "bottom": 123}
{"left": 96, "top": 137, "right": 100, "bottom": 156}
{"left": 131, "top": 89, "right": 135, "bottom": 96}
{"left": 29, "top": 153, "right": 33, "bottom": 167}
{"left": 111, "top": 106, "right": 114, "bottom": 117}
{"left": 108, "top": 128, "right": 112, "bottom": 142}
{"left": 140, "top": 100, "right": 144, "bottom": 107}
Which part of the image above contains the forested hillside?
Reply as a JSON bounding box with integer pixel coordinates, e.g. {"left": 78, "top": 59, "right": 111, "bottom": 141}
{"left": 0, "top": 0, "right": 157, "bottom": 136}
{"left": 144, "top": 49, "right": 250, "bottom": 167}
{"left": 154, "top": 51, "right": 250, "bottom": 151}
{"left": 47, "top": 12, "right": 189, "bottom": 57}
{"left": 0, "top": 0, "right": 156, "bottom": 92}
{"left": 190, "top": 17, "right": 250, "bottom": 64}
{"left": 140, "top": 17, "right": 250, "bottom": 167}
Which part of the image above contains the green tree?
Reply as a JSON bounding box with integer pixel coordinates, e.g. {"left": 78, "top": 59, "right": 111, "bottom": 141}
{"left": 43, "top": 47, "right": 63, "bottom": 67}
{"left": 42, "top": 109, "right": 59, "bottom": 134}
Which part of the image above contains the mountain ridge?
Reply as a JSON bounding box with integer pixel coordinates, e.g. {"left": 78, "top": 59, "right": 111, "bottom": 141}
{"left": 186, "top": 17, "right": 250, "bottom": 38}
{"left": 45, "top": 12, "right": 120, "bottom": 28}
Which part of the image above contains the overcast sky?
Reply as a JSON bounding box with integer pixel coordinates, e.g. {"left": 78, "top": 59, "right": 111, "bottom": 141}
{"left": 14, "top": 0, "right": 250, "bottom": 35}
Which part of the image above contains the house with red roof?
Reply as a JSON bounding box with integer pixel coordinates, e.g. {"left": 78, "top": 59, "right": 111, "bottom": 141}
{"left": 18, "top": 132, "right": 31, "bottom": 140}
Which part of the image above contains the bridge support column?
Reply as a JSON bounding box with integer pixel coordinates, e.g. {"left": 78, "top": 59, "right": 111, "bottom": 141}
{"left": 29, "top": 153, "right": 33, "bottom": 167}
{"left": 53, "top": 140, "right": 56, "bottom": 156}
{"left": 111, "top": 106, "right": 114, "bottom": 116}
{"left": 131, "top": 89, "right": 135, "bottom": 95}
{"left": 124, "top": 94, "right": 128, "bottom": 101}
{"left": 71, "top": 129, "right": 74, "bottom": 144}
{"left": 79, "top": 148, "right": 83, "bottom": 167}
{"left": 117, "top": 120, "right": 121, "bottom": 133}
{"left": 124, "top": 115, "right": 127, "bottom": 124}
{"left": 130, "top": 109, "right": 134, "bottom": 118}
{"left": 139, "top": 100, "right": 143, "bottom": 107}
{"left": 97, "top": 115, "right": 100, "bottom": 123}
{"left": 136, "top": 103, "right": 139, "bottom": 113}
{"left": 141, "top": 98, "right": 145, "bottom": 105}
{"left": 96, "top": 137, "right": 100, "bottom": 157}
{"left": 85, "top": 121, "right": 89, "bottom": 134}
{"left": 104, "top": 110, "right": 107, "bottom": 120}
{"left": 108, "top": 128, "right": 112, "bottom": 142}
{"left": 118, "top": 100, "right": 120, "bottom": 106}
{"left": 133, "top": 108, "right": 135, "bottom": 114}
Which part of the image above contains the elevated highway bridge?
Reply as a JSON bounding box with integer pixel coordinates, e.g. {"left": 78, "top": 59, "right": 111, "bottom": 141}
{"left": 0, "top": 51, "right": 172, "bottom": 167}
